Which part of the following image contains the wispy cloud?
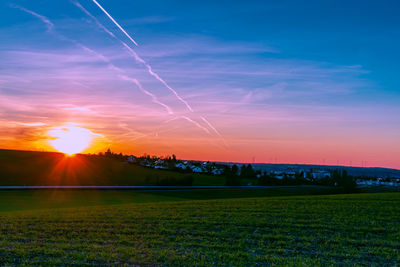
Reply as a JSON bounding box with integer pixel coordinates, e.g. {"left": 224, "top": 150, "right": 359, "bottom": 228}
{"left": 121, "top": 15, "right": 175, "bottom": 25}
{"left": 9, "top": 4, "right": 54, "bottom": 31}
{"left": 16, "top": 122, "right": 46, "bottom": 127}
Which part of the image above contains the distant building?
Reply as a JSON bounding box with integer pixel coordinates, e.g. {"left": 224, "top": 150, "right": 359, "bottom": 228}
{"left": 356, "top": 179, "right": 400, "bottom": 187}
{"left": 154, "top": 159, "right": 165, "bottom": 165}
{"left": 191, "top": 166, "right": 204, "bottom": 173}
{"left": 154, "top": 165, "right": 167, "bottom": 170}
{"left": 140, "top": 159, "right": 151, "bottom": 167}
{"left": 127, "top": 155, "right": 136, "bottom": 163}
{"left": 175, "top": 162, "right": 187, "bottom": 170}
{"left": 211, "top": 168, "right": 223, "bottom": 175}
{"left": 311, "top": 171, "right": 331, "bottom": 179}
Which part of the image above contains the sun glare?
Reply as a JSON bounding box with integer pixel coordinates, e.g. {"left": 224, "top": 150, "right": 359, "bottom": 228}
{"left": 48, "top": 125, "right": 93, "bottom": 155}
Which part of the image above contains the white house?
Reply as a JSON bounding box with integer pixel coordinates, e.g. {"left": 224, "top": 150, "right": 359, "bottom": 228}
{"left": 140, "top": 159, "right": 151, "bottom": 167}
{"left": 127, "top": 155, "right": 136, "bottom": 163}
{"left": 191, "top": 166, "right": 204, "bottom": 173}
{"left": 154, "top": 159, "right": 165, "bottom": 165}
{"left": 175, "top": 162, "right": 187, "bottom": 170}
{"left": 211, "top": 168, "right": 223, "bottom": 175}
{"left": 311, "top": 171, "right": 331, "bottom": 179}
{"left": 154, "top": 165, "right": 168, "bottom": 170}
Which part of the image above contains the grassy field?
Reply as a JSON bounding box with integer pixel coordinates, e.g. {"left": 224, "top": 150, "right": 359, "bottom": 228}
{"left": 0, "top": 149, "right": 225, "bottom": 186}
{"left": 0, "top": 186, "right": 334, "bottom": 212}
{"left": 0, "top": 190, "right": 399, "bottom": 265}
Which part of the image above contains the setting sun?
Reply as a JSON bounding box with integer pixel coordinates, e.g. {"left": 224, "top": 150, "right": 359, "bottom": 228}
{"left": 48, "top": 125, "right": 93, "bottom": 155}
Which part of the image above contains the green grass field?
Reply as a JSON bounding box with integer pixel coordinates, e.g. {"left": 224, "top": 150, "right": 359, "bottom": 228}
{"left": 0, "top": 190, "right": 399, "bottom": 265}
{"left": 0, "top": 186, "right": 334, "bottom": 212}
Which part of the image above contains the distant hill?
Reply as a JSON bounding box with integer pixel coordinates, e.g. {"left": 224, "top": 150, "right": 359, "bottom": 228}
{"left": 0, "top": 149, "right": 224, "bottom": 186}
{"left": 220, "top": 162, "right": 400, "bottom": 178}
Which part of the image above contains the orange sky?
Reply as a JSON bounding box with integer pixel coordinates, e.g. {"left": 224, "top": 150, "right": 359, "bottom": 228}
{"left": 1, "top": 119, "right": 399, "bottom": 169}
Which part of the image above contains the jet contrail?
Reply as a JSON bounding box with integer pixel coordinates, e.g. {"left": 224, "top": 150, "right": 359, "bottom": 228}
{"left": 72, "top": 1, "right": 116, "bottom": 38}
{"left": 121, "top": 42, "right": 194, "bottom": 112}
{"left": 200, "top": 116, "right": 222, "bottom": 137}
{"left": 77, "top": 45, "right": 175, "bottom": 116}
{"left": 119, "top": 75, "right": 174, "bottom": 115}
{"left": 73, "top": 0, "right": 225, "bottom": 138}
{"left": 163, "top": 116, "right": 211, "bottom": 135}
{"left": 10, "top": 4, "right": 54, "bottom": 31}
{"left": 181, "top": 116, "right": 210, "bottom": 135}
{"left": 14, "top": 2, "right": 228, "bottom": 148}
{"left": 77, "top": 45, "right": 175, "bottom": 115}
{"left": 73, "top": 1, "right": 194, "bottom": 112}
{"left": 91, "top": 0, "right": 138, "bottom": 46}
{"left": 73, "top": 1, "right": 194, "bottom": 111}
{"left": 200, "top": 116, "right": 229, "bottom": 148}
{"left": 13, "top": 4, "right": 175, "bottom": 120}
{"left": 11, "top": 4, "right": 199, "bottom": 146}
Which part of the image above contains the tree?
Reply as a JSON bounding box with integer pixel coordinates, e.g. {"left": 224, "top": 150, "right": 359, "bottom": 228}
{"left": 105, "top": 148, "right": 112, "bottom": 157}
{"left": 231, "top": 164, "right": 239, "bottom": 175}
{"left": 246, "top": 164, "right": 256, "bottom": 179}
{"left": 225, "top": 165, "right": 240, "bottom": 186}
{"left": 335, "top": 169, "right": 356, "bottom": 192}
{"left": 240, "top": 165, "right": 247, "bottom": 178}
{"left": 258, "top": 172, "right": 273, "bottom": 185}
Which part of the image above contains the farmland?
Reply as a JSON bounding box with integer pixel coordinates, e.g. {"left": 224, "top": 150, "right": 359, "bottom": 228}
{"left": 0, "top": 186, "right": 334, "bottom": 212}
{"left": 0, "top": 191, "right": 399, "bottom": 265}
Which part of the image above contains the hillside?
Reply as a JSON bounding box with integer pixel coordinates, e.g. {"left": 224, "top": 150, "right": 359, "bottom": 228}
{"left": 0, "top": 149, "right": 225, "bottom": 186}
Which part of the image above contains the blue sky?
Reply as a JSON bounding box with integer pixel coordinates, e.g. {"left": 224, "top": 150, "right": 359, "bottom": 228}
{"left": 0, "top": 0, "right": 399, "bottom": 168}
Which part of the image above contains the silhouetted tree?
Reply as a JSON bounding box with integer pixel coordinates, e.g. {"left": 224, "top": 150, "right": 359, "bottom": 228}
{"left": 335, "top": 169, "right": 356, "bottom": 192}
{"left": 225, "top": 165, "right": 240, "bottom": 186}
{"left": 231, "top": 164, "right": 239, "bottom": 175}
{"left": 105, "top": 148, "right": 112, "bottom": 157}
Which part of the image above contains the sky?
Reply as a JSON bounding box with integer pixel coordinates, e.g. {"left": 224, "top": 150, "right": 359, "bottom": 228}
{"left": 0, "top": 0, "right": 399, "bottom": 169}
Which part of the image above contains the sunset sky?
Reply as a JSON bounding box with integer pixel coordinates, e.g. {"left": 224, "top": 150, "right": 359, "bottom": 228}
{"left": 1, "top": 0, "right": 399, "bottom": 168}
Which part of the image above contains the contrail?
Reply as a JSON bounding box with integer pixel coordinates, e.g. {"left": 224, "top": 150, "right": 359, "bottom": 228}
{"left": 119, "top": 75, "right": 174, "bottom": 115}
{"left": 73, "top": 1, "right": 224, "bottom": 137}
{"left": 11, "top": 4, "right": 192, "bottom": 146}
{"left": 14, "top": 1, "right": 224, "bottom": 141}
{"left": 77, "top": 46, "right": 175, "bottom": 116}
{"left": 91, "top": 0, "right": 138, "bottom": 46}
{"left": 181, "top": 116, "right": 210, "bottom": 135}
{"left": 121, "top": 42, "right": 194, "bottom": 112}
{"left": 10, "top": 4, "right": 54, "bottom": 31}
{"left": 72, "top": 1, "right": 116, "bottom": 38}
{"left": 13, "top": 4, "right": 174, "bottom": 119}
{"left": 77, "top": 46, "right": 175, "bottom": 115}
{"left": 200, "top": 116, "right": 229, "bottom": 148}
{"left": 73, "top": 1, "right": 194, "bottom": 112}
{"left": 163, "top": 116, "right": 210, "bottom": 135}
{"left": 200, "top": 116, "right": 222, "bottom": 137}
